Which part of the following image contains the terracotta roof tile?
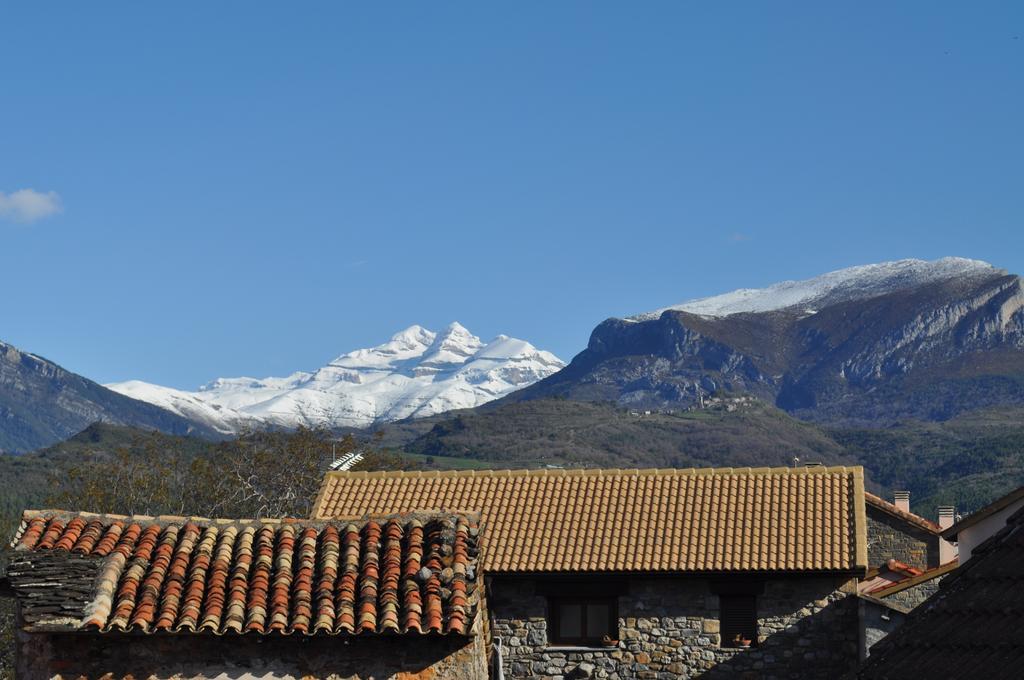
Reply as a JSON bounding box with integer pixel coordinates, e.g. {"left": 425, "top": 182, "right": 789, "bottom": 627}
{"left": 9, "top": 510, "right": 480, "bottom": 636}
{"left": 313, "top": 466, "right": 868, "bottom": 573}
{"left": 862, "top": 559, "right": 958, "bottom": 598}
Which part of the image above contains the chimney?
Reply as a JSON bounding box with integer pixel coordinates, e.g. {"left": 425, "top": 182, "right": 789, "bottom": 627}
{"left": 894, "top": 491, "right": 910, "bottom": 513}
{"left": 938, "top": 506, "right": 958, "bottom": 564}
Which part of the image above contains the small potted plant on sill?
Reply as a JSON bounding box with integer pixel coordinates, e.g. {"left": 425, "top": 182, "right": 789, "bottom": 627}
{"left": 601, "top": 634, "right": 618, "bottom": 648}
{"left": 732, "top": 634, "right": 753, "bottom": 648}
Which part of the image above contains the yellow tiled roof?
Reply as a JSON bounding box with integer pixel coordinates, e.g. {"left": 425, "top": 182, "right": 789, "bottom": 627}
{"left": 313, "top": 466, "right": 868, "bottom": 574}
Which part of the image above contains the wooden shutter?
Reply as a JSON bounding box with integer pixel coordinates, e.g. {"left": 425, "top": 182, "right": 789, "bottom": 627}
{"left": 720, "top": 594, "right": 757, "bottom": 647}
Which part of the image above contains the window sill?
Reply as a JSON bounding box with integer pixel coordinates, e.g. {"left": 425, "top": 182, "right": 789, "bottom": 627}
{"left": 544, "top": 645, "right": 619, "bottom": 652}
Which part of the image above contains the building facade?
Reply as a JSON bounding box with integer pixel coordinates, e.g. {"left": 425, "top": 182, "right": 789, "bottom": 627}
{"left": 489, "top": 575, "right": 859, "bottom": 679}
{"left": 941, "top": 486, "right": 1024, "bottom": 562}
{"left": 314, "top": 466, "right": 870, "bottom": 679}
{"left": 856, "top": 501, "right": 1024, "bottom": 679}
{"left": 863, "top": 492, "right": 952, "bottom": 571}
{"left": 5, "top": 466, "right": 882, "bottom": 679}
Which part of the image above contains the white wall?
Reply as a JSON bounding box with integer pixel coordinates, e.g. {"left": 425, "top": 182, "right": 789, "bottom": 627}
{"left": 958, "top": 498, "right": 1024, "bottom": 562}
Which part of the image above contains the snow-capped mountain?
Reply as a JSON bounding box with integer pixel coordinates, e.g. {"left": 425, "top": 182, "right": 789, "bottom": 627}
{"left": 0, "top": 340, "right": 214, "bottom": 453}
{"left": 515, "top": 257, "right": 1024, "bottom": 423}
{"left": 107, "top": 323, "right": 565, "bottom": 432}
{"left": 630, "top": 257, "right": 1000, "bottom": 320}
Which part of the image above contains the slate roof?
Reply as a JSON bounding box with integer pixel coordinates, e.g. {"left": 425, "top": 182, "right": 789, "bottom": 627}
{"left": 856, "top": 503, "right": 1024, "bottom": 679}
{"left": 8, "top": 510, "right": 480, "bottom": 636}
{"left": 313, "top": 466, "right": 869, "bottom": 574}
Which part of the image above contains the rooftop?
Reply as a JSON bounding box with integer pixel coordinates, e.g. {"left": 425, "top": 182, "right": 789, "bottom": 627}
{"left": 313, "top": 466, "right": 869, "bottom": 574}
{"left": 856, "top": 503, "right": 1024, "bottom": 678}
{"left": 864, "top": 492, "right": 942, "bottom": 534}
{"left": 941, "top": 485, "right": 1024, "bottom": 540}
{"left": 860, "top": 559, "right": 959, "bottom": 599}
{"left": 8, "top": 510, "right": 480, "bottom": 636}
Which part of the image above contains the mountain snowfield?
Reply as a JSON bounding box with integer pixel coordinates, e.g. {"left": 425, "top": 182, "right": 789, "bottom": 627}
{"left": 629, "top": 257, "right": 1002, "bottom": 320}
{"left": 107, "top": 323, "right": 565, "bottom": 433}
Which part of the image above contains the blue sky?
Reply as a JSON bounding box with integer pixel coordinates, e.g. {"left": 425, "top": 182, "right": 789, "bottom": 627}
{"left": 2, "top": 3, "right": 1022, "bottom": 389}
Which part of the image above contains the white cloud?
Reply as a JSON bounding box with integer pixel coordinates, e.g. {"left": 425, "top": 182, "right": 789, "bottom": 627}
{"left": 0, "top": 188, "right": 62, "bottom": 224}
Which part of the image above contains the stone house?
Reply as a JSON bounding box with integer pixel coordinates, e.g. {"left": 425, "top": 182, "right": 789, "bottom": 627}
{"left": 5, "top": 465, "right": 887, "bottom": 679}
{"left": 855, "top": 499, "right": 1024, "bottom": 679}
{"left": 5, "top": 511, "right": 488, "bottom": 679}
{"left": 856, "top": 492, "right": 958, "bottom": 658}
{"left": 863, "top": 491, "right": 956, "bottom": 571}
{"left": 855, "top": 559, "right": 958, "bottom": 659}
{"left": 314, "top": 466, "right": 870, "bottom": 679}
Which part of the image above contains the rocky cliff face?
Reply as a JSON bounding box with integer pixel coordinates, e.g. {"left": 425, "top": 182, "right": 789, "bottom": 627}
{"left": 0, "top": 341, "right": 211, "bottom": 453}
{"left": 514, "top": 262, "right": 1024, "bottom": 423}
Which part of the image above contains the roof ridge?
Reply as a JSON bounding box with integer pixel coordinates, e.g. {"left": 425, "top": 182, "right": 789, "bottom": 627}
{"left": 940, "top": 485, "right": 1024, "bottom": 539}
{"left": 16, "top": 509, "right": 479, "bottom": 532}
{"left": 325, "top": 465, "right": 862, "bottom": 479}
{"left": 864, "top": 492, "right": 942, "bottom": 533}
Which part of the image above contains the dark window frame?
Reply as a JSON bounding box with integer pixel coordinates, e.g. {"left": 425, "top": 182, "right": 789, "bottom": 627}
{"left": 548, "top": 596, "right": 618, "bottom": 646}
{"left": 719, "top": 593, "right": 758, "bottom": 648}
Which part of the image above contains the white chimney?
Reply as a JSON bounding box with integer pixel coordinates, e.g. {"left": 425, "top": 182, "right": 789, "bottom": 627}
{"left": 938, "top": 506, "right": 958, "bottom": 564}
{"left": 894, "top": 491, "right": 911, "bottom": 513}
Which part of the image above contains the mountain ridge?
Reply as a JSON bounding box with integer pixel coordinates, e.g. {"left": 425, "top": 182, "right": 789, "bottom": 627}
{"left": 630, "top": 257, "right": 1001, "bottom": 320}
{"left": 108, "top": 322, "right": 565, "bottom": 433}
{"left": 511, "top": 258, "right": 1024, "bottom": 423}
{"left": 0, "top": 340, "right": 217, "bottom": 453}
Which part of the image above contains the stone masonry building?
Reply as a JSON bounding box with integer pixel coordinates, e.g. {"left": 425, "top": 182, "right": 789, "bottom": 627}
{"left": 314, "top": 466, "right": 870, "bottom": 679}
{"left": 5, "top": 466, "right": 878, "bottom": 679}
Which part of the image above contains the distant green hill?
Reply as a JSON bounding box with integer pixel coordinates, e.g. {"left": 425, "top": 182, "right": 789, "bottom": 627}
{"left": 6, "top": 401, "right": 1024, "bottom": 531}
{"left": 389, "top": 398, "right": 848, "bottom": 469}
{"left": 0, "top": 423, "right": 211, "bottom": 539}
{"left": 373, "top": 398, "right": 1024, "bottom": 519}
{"left": 827, "top": 406, "right": 1024, "bottom": 517}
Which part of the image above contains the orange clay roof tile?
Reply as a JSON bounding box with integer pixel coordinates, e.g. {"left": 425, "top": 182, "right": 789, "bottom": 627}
{"left": 9, "top": 510, "right": 480, "bottom": 637}
{"left": 313, "top": 466, "right": 868, "bottom": 573}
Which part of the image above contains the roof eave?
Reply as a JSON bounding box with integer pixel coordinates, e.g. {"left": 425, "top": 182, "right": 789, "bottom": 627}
{"left": 940, "top": 486, "right": 1024, "bottom": 540}
{"left": 484, "top": 568, "right": 866, "bottom": 578}
{"left": 864, "top": 493, "right": 942, "bottom": 535}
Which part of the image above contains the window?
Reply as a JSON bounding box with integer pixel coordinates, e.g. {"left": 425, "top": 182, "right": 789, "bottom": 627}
{"left": 719, "top": 594, "right": 758, "bottom": 647}
{"left": 549, "top": 597, "right": 617, "bottom": 645}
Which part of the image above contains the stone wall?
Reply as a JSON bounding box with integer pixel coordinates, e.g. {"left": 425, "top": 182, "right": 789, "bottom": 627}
{"left": 488, "top": 575, "right": 859, "bottom": 680}
{"left": 859, "top": 599, "right": 907, "bottom": 660}
{"left": 859, "top": 574, "right": 948, "bottom": 659}
{"left": 865, "top": 508, "right": 939, "bottom": 570}
{"left": 880, "top": 576, "right": 945, "bottom": 611}
{"left": 15, "top": 603, "right": 489, "bottom": 680}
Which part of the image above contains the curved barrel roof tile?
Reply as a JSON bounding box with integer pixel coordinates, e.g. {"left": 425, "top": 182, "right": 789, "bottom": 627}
{"left": 8, "top": 510, "right": 479, "bottom": 637}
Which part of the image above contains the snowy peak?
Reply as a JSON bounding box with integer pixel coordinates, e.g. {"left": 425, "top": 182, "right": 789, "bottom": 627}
{"left": 419, "top": 322, "right": 485, "bottom": 370}
{"left": 106, "top": 323, "right": 565, "bottom": 432}
{"left": 524, "top": 257, "right": 1024, "bottom": 423}
{"left": 630, "top": 257, "right": 1002, "bottom": 320}
{"left": 106, "top": 380, "right": 258, "bottom": 435}
{"left": 331, "top": 325, "right": 436, "bottom": 369}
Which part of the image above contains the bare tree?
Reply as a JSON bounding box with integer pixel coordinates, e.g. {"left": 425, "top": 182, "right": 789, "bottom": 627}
{"left": 52, "top": 427, "right": 415, "bottom": 520}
